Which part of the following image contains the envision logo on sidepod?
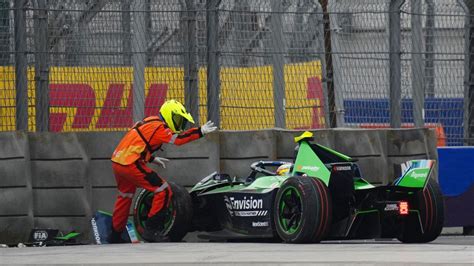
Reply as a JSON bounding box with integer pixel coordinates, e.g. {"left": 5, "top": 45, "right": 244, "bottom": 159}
{"left": 230, "top": 196, "right": 263, "bottom": 210}
{"left": 224, "top": 195, "right": 267, "bottom": 217}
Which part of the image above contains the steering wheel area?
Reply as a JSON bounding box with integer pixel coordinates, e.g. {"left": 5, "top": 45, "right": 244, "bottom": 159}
{"left": 245, "top": 161, "right": 290, "bottom": 184}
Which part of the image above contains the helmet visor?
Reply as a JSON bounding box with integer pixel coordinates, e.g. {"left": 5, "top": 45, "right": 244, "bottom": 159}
{"left": 172, "top": 113, "right": 187, "bottom": 132}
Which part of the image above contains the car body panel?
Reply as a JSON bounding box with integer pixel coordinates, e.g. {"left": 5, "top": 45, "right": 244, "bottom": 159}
{"left": 292, "top": 141, "right": 331, "bottom": 185}
{"left": 394, "top": 160, "right": 435, "bottom": 188}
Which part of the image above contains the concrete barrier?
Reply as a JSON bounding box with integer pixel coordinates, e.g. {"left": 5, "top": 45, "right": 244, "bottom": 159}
{"left": 220, "top": 130, "right": 276, "bottom": 180}
{"left": 0, "top": 132, "right": 33, "bottom": 244}
{"left": 28, "top": 133, "right": 91, "bottom": 244}
{"left": 0, "top": 128, "right": 437, "bottom": 244}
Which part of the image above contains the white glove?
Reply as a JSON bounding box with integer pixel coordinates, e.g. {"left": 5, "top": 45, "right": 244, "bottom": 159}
{"left": 201, "top": 120, "right": 218, "bottom": 135}
{"left": 152, "top": 156, "right": 169, "bottom": 168}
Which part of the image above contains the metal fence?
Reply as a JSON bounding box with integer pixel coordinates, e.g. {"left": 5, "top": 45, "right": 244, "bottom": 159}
{"left": 0, "top": 0, "right": 472, "bottom": 145}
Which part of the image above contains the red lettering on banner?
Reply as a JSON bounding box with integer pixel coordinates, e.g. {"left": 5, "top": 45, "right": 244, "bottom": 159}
{"left": 144, "top": 83, "right": 168, "bottom": 117}
{"left": 49, "top": 83, "right": 169, "bottom": 131}
{"left": 96, "top": 83, "right": 169, "bottom": 128}
{"left": 96, "top": 84, "right": 133, "bottom": 128}
{"left": 307, "top": 77, "right": 325, "bottom": 129}
{"left": 49, "top": 84, "right": 95, "bottom": 132}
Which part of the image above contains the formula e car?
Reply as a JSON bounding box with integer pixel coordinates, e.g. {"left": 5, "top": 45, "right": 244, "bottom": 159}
{"left": 133, "top": 131, "right": 444, "bottom": 243}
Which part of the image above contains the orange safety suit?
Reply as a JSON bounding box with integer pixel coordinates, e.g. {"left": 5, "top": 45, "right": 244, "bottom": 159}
{"left": 110, "top": 116, "right": 202, "bottom": 232}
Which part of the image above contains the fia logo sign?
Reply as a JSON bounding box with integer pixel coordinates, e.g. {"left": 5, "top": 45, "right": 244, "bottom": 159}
{"left": 33, "top": 230, "right": 49, "bottom": 241}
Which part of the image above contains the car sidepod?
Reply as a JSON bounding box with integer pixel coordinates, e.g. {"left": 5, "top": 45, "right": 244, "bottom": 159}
{"left": 219, "top": 190, "right": 276, "bottom": 237}
{"left": 192, "top": 187, "right": 277, "bottom": 238}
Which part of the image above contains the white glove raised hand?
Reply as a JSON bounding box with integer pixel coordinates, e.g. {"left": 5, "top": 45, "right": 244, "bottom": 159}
{"left": 201, "top": 120, "right": 217, "bottom": 135}
{"left": 152, "top": 156, "right": 170, "bottom": 168}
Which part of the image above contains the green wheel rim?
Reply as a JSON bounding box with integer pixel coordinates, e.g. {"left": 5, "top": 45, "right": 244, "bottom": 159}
{"left": 137, "top": 191, "right": 175, "bottom": 233}
{"left": 278, "top": 186, "right": 302, "bottom": 234}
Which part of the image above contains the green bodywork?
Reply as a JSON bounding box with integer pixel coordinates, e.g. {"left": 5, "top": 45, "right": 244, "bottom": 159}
{"left": 394, "top": 160, "right": 435, "bottom": 189}
{"left": 354, "top": 177, "right": 376, "bottom": 189}
{"left": 191, "top": 132, "right": 434, "bottom": 195}
{"left": 191, "top": 174, "right": 286, "bottom": 195}
{"left": 397, "top": 168, "right": 431, "bottom": 188}
{"left": 55, "top": 231, "right": 80, "bottom": 241}
{"left": 292, "top": 141, "right": 331, "bottom": 186}
{"left": 192, "top": 132, "right": 372, "bottom": 194}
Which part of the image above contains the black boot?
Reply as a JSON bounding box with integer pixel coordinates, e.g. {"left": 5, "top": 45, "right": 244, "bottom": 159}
{"left": 141, "top": 211, "right": 170, "bottom": 243}
{"left": 107, "top": 227, "right": 127, "bottom": 244}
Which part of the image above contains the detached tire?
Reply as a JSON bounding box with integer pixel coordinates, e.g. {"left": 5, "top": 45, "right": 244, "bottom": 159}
{"left": 397, "top": 179, "right": 444, "bottom": 243}
{"left": 133, "top": 182, "right": 193, "bottom": 242}
{"left": 274, "top": 176, "right": 332, "bottom": 243}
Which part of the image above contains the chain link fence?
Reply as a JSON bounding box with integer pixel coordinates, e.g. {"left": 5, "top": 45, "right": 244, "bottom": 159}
{"left": 0, "top": 0, "right": 472, "bottom": 145}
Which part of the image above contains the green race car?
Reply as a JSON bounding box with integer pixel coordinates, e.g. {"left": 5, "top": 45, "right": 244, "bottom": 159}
{"left": 133, "top": 131, "right": 444, "bottom": 243}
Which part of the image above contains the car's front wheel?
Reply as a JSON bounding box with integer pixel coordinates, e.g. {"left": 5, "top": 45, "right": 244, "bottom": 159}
{"left": 274, "top": 176, "right": 332, "bottom": 243}
{"left": 133, "top": 182, "right": 193, "bottom": 242}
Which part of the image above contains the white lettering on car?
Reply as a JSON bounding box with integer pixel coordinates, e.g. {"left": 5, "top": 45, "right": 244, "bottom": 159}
{"left": 252, "top": 221, "right": 269, "bottom": 227}
{"left": 224, "top": 196, "right": 267, "bottom": 217}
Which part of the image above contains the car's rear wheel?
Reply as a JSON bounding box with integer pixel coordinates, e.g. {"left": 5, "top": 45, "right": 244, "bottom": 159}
{"left": 397, "top": 178, "right": 444, "bottom": 243}
{"left": 133, "top": 182, "right": 193, "bottom": 242}
{"left": 274, "top": 176, "right": 332, "bottom": 243}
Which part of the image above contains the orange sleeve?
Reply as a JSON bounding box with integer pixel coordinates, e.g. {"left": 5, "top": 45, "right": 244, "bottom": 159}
{"left": 169, "top": 127, "right": 203, "bottom": 146}
{"left": 150, "top": 126, "right": 203, "bottom": 147}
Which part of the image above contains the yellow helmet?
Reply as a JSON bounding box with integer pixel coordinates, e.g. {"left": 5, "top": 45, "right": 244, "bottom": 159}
{"left": 276, "top": 163, "right": 293, "bottom": 176}
{"left": 159, "top": 100, "right": 195, "bottom": 133}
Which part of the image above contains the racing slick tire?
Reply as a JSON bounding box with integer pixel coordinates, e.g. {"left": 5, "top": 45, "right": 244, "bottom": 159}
{"left": 274, "top": 176, "right": 332, "bottom": 243}
{"left": 133, "top": 182, "right": 193, "bottom": 242}
{"left": 397, "top": 178, "right": 444, "bottom": 243}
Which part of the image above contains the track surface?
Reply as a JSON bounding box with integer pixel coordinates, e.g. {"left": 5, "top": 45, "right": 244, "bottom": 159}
{"left": 1, "top": 236, "right": 473, "bottom": 265}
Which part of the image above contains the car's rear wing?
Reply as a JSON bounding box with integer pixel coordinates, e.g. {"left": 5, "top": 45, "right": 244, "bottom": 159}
{"left": 393, "top": 160, "right": 436, "bottom": 189}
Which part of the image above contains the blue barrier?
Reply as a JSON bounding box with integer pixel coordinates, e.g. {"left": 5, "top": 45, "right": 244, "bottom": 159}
{"left": 437, "top": 146, "right": 474, "bottom": 227}
{"left": 344, "top": 98, "right": 464, "bottom": 146}
{"left": 438, "top": 147, "right": 474, "bottom": 196}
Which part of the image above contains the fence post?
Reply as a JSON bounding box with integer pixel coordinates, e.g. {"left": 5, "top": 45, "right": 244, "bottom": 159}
{"left": 121, "top": 0, "right": 132, "bottom": 66}
{"left": 34, "top": 0, "right": 49, "bottom": 132}
{"left": 425, "top": 0, "right": 435, "bottom": 98}
{"left": 206, "top": 0, "right": 220, "bottom": 126}
{"left": 14, "top": 0, "right": 27, "bottom": 131}
{"left": 463, "top": 0, "right": 474, "bottom": 145}
{"left": 270, "top": 0, "right": 286, "bottom": 129}
{"left": 145, "top": 0, "right": 151, "bottom": 65}
{"left": 132, "top": 0, "right": 146, "bottom": 122}
{"left": 313, "top": 2, "right": 332, "bottom": 128}
{"left": 319, "top": 0, "right": 340, "bottom": 128}
{"left": 183, "top": 0, "right": 199, "bottom": 124}
{"left": 389, "top": 0, "right": 404, "bottom": 128}
{"left": 0, "top": 0, "right": 9, "bottom": 65}
{"left": 411, "top": 0, "right": 424, "bottom": 127}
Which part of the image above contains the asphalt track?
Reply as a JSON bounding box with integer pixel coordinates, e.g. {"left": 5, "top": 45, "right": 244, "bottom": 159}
{"left": 1, "top": 236, "right": 473, "bottom": 265}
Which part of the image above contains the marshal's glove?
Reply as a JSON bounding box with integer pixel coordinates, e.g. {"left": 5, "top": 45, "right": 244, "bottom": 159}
{"left": 151, "top": 156, "right": 170, "bottom": 168}
{"left": 201, "top": 121, "right": 217, "bottom": 135}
